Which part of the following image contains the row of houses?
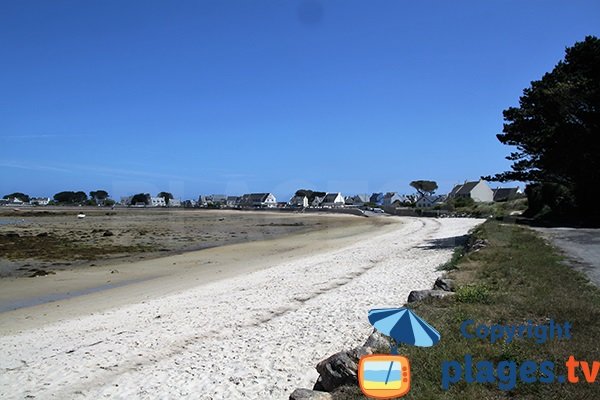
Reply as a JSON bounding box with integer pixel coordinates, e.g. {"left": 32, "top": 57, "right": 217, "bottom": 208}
{"left": 0, "top": 197, "right": 51, "bottom": 206}
{"left": 3, "top": 180, "right": 521, "bottom": 210}
{"left": 138, "top": 180, "right": 521, "bottom": 210}
{"left": 413, "top": 180, "right": 522, "bottom": 209}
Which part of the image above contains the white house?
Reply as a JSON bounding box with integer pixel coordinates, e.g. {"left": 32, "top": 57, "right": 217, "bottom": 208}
{"left": 448, "top": 179, "right": 494, "bottom": 203}
{"left": 416, "top": 195, "right": 446, "bottom": 208}
{"left": 168, "top": 198, "right": 181, "bottom": 207}
{"left": 311, "top": 196, "right": 324, "bottom": 207}
{"left": 150, "top": 196, "right": 167, "bottom": 207}
{"left": 29, "top": 197, "right": 51, "bottom": 206}
{"left": 239, "top": 193, "right": 277, "bottom": 208}
{"left": 226, "top": 196, "right": 240, "bottom": 207}
{"left": 383, "top": 192, "right": 406, "bottom": 206}
{"left": 321, "top": 192, "right": 345, "bottom": 208}
{"left": 289, "top": 195, "right": 309, "bottom": 208}
{"left": 345, "top": 194, "right": 370, "bottom": 206}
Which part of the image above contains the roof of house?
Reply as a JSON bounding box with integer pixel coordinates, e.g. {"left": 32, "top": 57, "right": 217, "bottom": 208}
{"left": 492, "top": 188, "right": 519, "bottom": 201}
{"left": 354, "top": 194, "right": 370, "bottom": 203}
{"left": 450, "top": 181, "right": 480, "bottom": 196}
{"left": 384, "top": 192, "right": 399, "bottom": 199}
{"left": 289, "top": 195, "right": 307, "bottom": 202}
{"left": 322, "top": 193, "right": 342, "bottom": 203}
{"left": 241, "top": 193, "right": 272, "bottom": 203}
{"left": 370, "top": 193, "right": 383, "bottom": 202}
{"left": 417, "top": 195, "right": 446, "bottom": 204}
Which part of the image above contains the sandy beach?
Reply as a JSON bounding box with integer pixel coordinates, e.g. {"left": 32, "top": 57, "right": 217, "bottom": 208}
{"left": 0, "top": 216, "right": 482, "bottom": 399}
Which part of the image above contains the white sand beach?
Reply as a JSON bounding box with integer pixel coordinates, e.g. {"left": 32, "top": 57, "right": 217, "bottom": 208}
{"left": 0, "top": 217, "right": 482, "bottom": 399}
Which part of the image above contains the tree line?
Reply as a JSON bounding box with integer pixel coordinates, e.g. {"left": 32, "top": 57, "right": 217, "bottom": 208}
{"left": 2, "top": 190, "right": 174, "bottom": 206}
{"left": 484, "top": 35, "right": 599, "bottom": 225}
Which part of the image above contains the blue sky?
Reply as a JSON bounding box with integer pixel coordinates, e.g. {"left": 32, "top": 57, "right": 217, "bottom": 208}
{"left": 1, "top": 1, "right": 599, "bottom": 201}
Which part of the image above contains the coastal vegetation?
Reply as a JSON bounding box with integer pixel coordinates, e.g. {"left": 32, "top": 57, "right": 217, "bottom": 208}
{"left": 484, "top": 36, "right": 600, "bottom": 226}
{"left": 333, "top": 220, "right": 600, "bottom": 399}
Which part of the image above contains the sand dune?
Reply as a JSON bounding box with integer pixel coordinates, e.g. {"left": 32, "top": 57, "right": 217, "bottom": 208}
{"left": 0, "top": 217, "right": 482, "bottom": 399}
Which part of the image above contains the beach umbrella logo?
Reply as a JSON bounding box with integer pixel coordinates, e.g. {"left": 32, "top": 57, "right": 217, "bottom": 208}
{"left": 368, "top": 307, "right": 441, "bottom": 351}
{"left": 358, "top": 307, "right": 441, "bottom": 399}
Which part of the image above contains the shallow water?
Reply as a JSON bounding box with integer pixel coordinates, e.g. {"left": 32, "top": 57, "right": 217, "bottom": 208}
{"left": 0, "top": 277, "right": 152, "bottom": 313}
{"left": 0, "top": 218, "right": 26, "bottom": 226}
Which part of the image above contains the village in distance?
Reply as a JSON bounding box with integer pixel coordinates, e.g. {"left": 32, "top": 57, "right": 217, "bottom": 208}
{"left": 1, "top": 179, "right": 524, "bottom": 219}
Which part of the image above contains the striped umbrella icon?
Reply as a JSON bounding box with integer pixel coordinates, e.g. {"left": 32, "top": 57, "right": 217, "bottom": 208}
{"left": 367, "top": 308, "right": 441, "bottom": 384}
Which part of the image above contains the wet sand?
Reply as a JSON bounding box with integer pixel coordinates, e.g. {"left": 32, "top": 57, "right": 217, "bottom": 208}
{"left": 0, "top": 209, "right": 389, "bottom": 332}
{"left": 0, "top": 207, "right": 370, "bottom": 277}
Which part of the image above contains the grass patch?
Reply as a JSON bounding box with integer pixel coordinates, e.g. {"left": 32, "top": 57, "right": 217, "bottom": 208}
{"left": 455, "top": 284, "right": 491, "bottom": 304}
{"left": 438, "top": 246, "right": 466, "bottom": 271}
{"left": 332, "top": 220, "right": 600, "bottom": 399}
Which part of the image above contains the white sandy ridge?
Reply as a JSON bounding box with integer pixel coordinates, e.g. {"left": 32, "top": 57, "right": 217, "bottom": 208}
{"left": 0, "top": 217, "right": 482, "bottom": 399}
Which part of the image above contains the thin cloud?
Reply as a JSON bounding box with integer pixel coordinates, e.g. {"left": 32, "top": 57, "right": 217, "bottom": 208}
{"left": 0, "top": 161, "right": 72, "bottom": 173}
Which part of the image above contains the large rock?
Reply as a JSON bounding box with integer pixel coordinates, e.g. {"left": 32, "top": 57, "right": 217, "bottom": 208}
{"left": 434, "top": 277, "right": 456, "bottom": 292}
{"left": 407, "top": 289, "right": 455, "bottom": 303}
{"left": 315, "top": 347, "right": 368, "bottom": 392}
{"left": 363, "top": 330, "right": 393, "bottom": 352}
{"left": 289, "top": 389, "right": 333, "bottom": 400}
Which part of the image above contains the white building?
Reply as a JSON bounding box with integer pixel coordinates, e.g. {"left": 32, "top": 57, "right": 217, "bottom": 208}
{"left": 383, "top": 192, "right": 406, "bottom": 206}
{"left": 416, "top": 195, "right": 446, "bottom": 208}
{"left": 239, "top": 193, "right": 277, "bottom": 208}
{"left": 448, "top": 179, "right": 494, "bottom": 203}
{"left": 150, "top": 197, "right": 167, "bottom": 207}
{"left": 321, "top": 192, "right": 345, "bottom": 208}
{"left": 168, "top": 198, "right": 181, "bottom": 207}
{"left": 289, "top": 195, "right": 309, "bottom": 208}
{"left": 29, "top": 197, "right": 51, "bottom": 206}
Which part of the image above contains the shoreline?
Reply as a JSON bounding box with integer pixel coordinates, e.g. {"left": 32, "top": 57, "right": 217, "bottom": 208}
{"left": 0, "top": 213, "right": 393, "bottom": 333}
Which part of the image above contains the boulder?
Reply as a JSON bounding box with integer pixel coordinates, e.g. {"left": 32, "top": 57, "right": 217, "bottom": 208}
{"left": 315, "top": 349, "right": 361, "bottom": 391}
{"left": 407, "top": 289, "right": 455, "bottom": 303}
{"left": 470, "top": 239, "right": 489, "bottom": 251}
{"left": 363, "top": 330, "right": 393, "bottom": 352}
{"left": 289, "top": 389, "right": 333, "bottom": 400}
{"left": 434, "top": 277, "right": 456, "bottom": 292}
{"left": 313, "top": 377, "right": 325, "bottom": 391}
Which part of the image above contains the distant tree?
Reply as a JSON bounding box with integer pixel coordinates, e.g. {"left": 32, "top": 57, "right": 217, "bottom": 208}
{"left": 295, "top": 189, "right": 326, "bottom": 204}
{"left": 90, "top": 190, "right": 109, "bottom": 201}
{"left": 157, "top": 192, "right": 174, "bottom": 205}
{"left": 131, "top": 193, "right": 150, "bottom": 205}
{"left": 410, "top": 180, "right": 438, "bottom": 197}
{"left": 3, "top": 192, "right": 30, "bottom": 202}
{"left": 483, "top": 36, "right": 600, "bottom": 222}
{"left": 53, "top": 191, "right": 88, "bottom": 204}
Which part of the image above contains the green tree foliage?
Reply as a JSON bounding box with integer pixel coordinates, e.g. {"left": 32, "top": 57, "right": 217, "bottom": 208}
{"left": 89, "top": 190, "right": 109, "bottom": 205}
{"left": 410, "top": 180, "right": 438, "bottom": 196}
{"left": 295, "top": 189, "right": 326, "bottom": 204}
{"left": 157, "top": 192, "right": 174, "bottom": 205}
{"left": 484, "top": 36, "right": 600, "bottom": 222}
{"left": 131, "top": 193, "right": 150, "bottom": 205}
{"left": 89, "top": 190, "right": 109, "bottom": 201}
{"left": 53, "top": 191, "right": 88, "bottom": 204}
{"left": 3, "top": 192, "right": 30, "bottom": 202}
